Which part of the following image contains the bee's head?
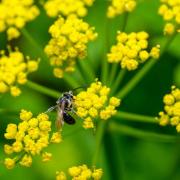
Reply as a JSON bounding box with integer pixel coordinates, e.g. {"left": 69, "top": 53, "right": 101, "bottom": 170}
{"left": 63, "top": 91, "right": 73, "bottom": 99}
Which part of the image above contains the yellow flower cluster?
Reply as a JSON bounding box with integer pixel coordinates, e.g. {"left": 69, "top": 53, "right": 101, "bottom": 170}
{"left": 56, "top": 164, "right": 103, "bottom": 180}
{"left": 74, "top": 80, "right": 121, "bottom": 129}
{"left": 158, "top": 0, "right": 180, "bottom": 35}
{"left": 107, "top": 0, "right": 136, "bottom": 18}
{"left": 158, "top": 86, "right": 180, "bottom": 132}
{"left": 44, "top": 0, "right": 95, "bottom": 18}
{"left": 107, "top": 31, "right": 160, "bottom": 71}
{"left": 44, "top": 15, "right": 97, "bottom": 78}
{"left": 4, "top": 110, "right": 62, "bottom": 169}
{"left": 0, "top": 0, "right": 39, "bottom": 40}
{"left": 0, "top": 49, "right": 39, "bottom": 97}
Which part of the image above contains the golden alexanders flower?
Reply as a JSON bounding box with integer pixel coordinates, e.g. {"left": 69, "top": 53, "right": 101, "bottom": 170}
{"left": 107, "top": 31, "right": 160, "bottom": 71}
{"left": 107, "top": 0, "right": 136, "bottom": 18}
{"left": 4, "top": 110, "right": 62, "bottom": 169}
{"left": 44, "top": 15, "right": 97, "bottom": 78}
{"left": 74, "top": 80, "right": 121, "bottom": 129}
{"left": 44, "top": 0, "right": 95, "bottom": 18}
{"left": 56, "top": 164, "right": 103, "bottom": 180}
{"left": 0, "top": 49, "right": 39, "bottom": 97}
{"left": 158, "top": 86, "right": 180, "bottom": 133}
{"left": 0, "top": 0, "right": 39, "bottom": 40}
{"left": 158, "top": 0, "right": 180, "bottom": 35}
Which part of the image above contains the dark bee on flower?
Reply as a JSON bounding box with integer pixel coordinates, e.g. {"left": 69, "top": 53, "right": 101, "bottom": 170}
{"left": 46, "top": 87, "right": 85, "bottom": 130}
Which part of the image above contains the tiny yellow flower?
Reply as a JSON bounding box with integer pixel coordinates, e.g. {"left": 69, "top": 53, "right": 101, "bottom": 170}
{"left": 158, "top": 86, "right": 180, "bottom": 132}
{"left": 44, "top": 0, "right": 95, "bottom": 18}
{"left": 107, "top": 0, "right": 136, "bottom": 18}
{"left": 4, "top": 144, "right": 13, "bottom": 155}
{"left": 158, "top": 0, "right": 180, "bottom": 35}
{"left": 4, "top": 158, "right": 15, "bottom": 170}
{"left": 4, "top": 110, "right": 62, "bottom": 169}
{"left": 107, "top": 31, "right": 160, "bottom": 71}
{"left": 56, "top": 171, "right": 67, "bottom": 180}
{"left": 19, "top": 154, "right": 32, "bottom": 167}
{"left": 42, "top": 152, "right": 52, "bottom": 162}
{"left": 0, "top": 0, "right": 40, "bottom": 40}
{"left": 74, "top": 80, "right": 121, "bottom": 129}
{"left": 57, "top": 164, "right": 103, "bottom": 180}
{"left": 0, "top": 49, "right": 39, "bottom": 97}
{"left": 44, "top": 15, "right": 97, "bottom": 78}
{"left": 50, "top": 132, "right": 62, "bottom": 143}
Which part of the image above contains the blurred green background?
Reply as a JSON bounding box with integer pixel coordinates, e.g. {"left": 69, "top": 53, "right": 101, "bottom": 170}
{"left": 0, "top": 0, "right": 180, "bottom": 179}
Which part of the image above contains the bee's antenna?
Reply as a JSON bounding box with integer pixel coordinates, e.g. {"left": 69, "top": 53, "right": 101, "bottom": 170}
{"left": 72, "top": 85, "right": 87, "bottom": 92}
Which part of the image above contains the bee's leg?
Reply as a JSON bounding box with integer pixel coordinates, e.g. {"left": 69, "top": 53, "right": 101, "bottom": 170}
{"left": 45, "top": 105, "right": 57, "bottom": 113}
{"left": 56, "top": 119, "right": 64, "bottom": 131}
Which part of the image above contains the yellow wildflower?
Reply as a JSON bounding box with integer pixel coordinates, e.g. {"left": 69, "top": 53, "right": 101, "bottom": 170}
{"left": 74, "top": 80, "right": 121, "bottom": 129}
{"left": 107, "top": 0, "right": 136, "bottom": 18}
{"left": 19, "top": 154, "right": 32, "bottom": 167}
{"left": 42, "top": 152, "right": 52, "bottom": 162}
{"left": 4, "top": 110, "right": 62, "bottom": 169}
{"left": 0, "top": 0, "right": 39, "bottom": 40}
{"left": 158, "top": 0, "right": 180, "bottom": 35}
{"left": 57, "top": 164, "right": 103, "bottom": 180}
{"left": 0, "top": 49, "right": 39, "bottom": 97}
{"left": 56, "top": 171, "right": 67, "bottom": 180}
{"left": 107, "top": 31, "right": 160, "bottom": 71}
{"left": 44, "top": 15, "right": 97, "bottom": 78}
{"left": 44, "top": 0, "right": 95, "bottom": 18}
{"left": 158, "top": 86, "right": 180, "bottom": 132}
{"left": 4, "top": 158, "right": 15, "bottom": 170}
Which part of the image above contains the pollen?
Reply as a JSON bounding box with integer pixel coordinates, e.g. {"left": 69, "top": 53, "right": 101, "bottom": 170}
{"left": 158, "top": 0, "right": 180, "bottom": 35}
{"left": 74, "top": 80, "right": 121, "bottom": 129}
{"left": 4, "top": 110, "right": 62, "bottom": 169}
{"left": 0, "top": 49, "right": 39, "bottom": 97}
{"left": 44, "top": 15, "right": 97, "bottom": 78}
{"left": 107, "top": 0, "right": 136, "bottom": 18}
{"left": 0, "top": 0, "right": 40, "bottom": 40}
{"left": 107, "top": 31, "right": 160, "bottom": 71}
{"left": 44, "top": 0, "right": 95, "bottom": 18}
{"left": 158, "top": 86, "right": 180, "bottom": 132}
{"left": 56, "top": 164, "right": 103, "bottom": 180}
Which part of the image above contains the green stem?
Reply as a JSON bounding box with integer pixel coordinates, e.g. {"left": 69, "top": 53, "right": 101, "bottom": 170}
{"left": 116, "top": 34, "right": 177, "bottom": 99}
{"left": 21, "top": 28, "right": 47, "bottom": 60}
{"left": 78, "top": 59, "right": 95, "bottom": 83}
{"left": 109, "top": 122, "right": 179, "bottom": 143}
{"left": 92, "top": 121, "right": 107, "bottom": 166}
{"left": 111, "top": 69, "right": 126, "bottom": 95}
{"left": 26, "top": 80, "right": 60, "bottom": 99}
{"left": 115, "top": 111, "right": 157, "bottom": 124}
{"left": 63, "top": 74, "right": 80, "bottom": 88}
{"left": 21, "top": 28, "right": 80, "bottom": 88}
{"left": 121, "top": 12, "right": 129, "bottom": 32}
{"left": 101, "top": 18, "right": 110, "bottom": 84}
{"left": 108, "top": 13, "right": 128, "bottom": 88}
{"left": 108, "top": 64, "right": 118, "bottom": 86}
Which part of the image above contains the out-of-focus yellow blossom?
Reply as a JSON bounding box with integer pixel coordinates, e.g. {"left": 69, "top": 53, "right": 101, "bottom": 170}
{"left": 158, "top": 0, "right": 180, "bottom": 35}
{"left": 44, "top": 0, "right": 95, "bottom": 18}
{"left": 4, "top": 110, "right": 62, "bottom": 169}
{"left": 107, "top": 31, "right": 160, "bottom": 71}
{"left": 56, "top": 165, "right": 103, "bottom": 180}
{"left": 0, "top": 49, "right": 39, "bottom": 97}
{"left": 56, "top": 171, "right": 67, "bottom": 180}
{"left": 0, "top": 0, "right": 39, "bottom": 40}
{"left": 74, "top": 80, "right": 121, "bottom": 129}
{"left": 107, "top": 0, "right": 136, "bottom": 18}
{"left": 158, "top": 86, "right": 180, "bottom": 132}
{"left": 4, "top": 158, "right": 15, "bottom": 170}
{"left": 44, "top": 15, "right": 97, "bottom": 78}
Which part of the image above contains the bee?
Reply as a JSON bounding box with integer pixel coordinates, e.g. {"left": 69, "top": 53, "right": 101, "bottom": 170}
{"left": 46, "top": 87, "right": 84, "bottom": 130}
